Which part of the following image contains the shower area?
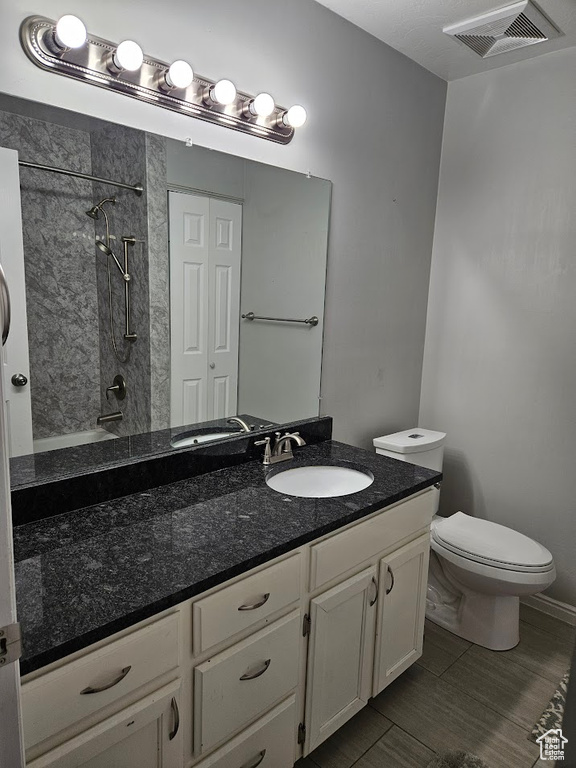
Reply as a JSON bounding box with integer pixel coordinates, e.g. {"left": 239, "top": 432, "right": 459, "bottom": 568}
{"left": 0, "top": 97, "right": 169, "bottom": 450}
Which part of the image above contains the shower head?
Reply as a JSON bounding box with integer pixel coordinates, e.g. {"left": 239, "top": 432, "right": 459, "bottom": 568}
{"left": 85, "top": 196, "right": 116, "bottom": 220}
{"left": 96, "top": 239, "right": 112, "bottom": 256}
{"left": 96, "top": 239, "right": 129, "bottom": 280}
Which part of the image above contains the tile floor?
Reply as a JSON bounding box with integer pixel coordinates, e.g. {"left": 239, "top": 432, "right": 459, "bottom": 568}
{"left": 297, "top": 605, "right": 575, "bottom": 768}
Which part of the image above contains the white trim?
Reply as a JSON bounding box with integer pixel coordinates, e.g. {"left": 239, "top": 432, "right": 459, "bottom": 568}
{"left": 521, "top": 593, "right": 576, "bottom": 627}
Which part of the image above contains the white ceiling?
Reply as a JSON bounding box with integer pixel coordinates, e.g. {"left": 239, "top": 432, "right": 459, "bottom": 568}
{"left": 314, "top": 0, "right": 576, "bottom": 80}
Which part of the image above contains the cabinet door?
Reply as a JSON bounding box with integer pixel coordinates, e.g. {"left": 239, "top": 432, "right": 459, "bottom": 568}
{"left": 304, "top": 565, "right": 377, "bottom": 754}
{"left": 373, "top": 534, "right": 430, "bottom": 697}
{"left": 27, "top": 682, "right": 182, "bottom": 768}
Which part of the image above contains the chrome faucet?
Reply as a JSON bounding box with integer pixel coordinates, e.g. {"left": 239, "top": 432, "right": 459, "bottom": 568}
{"left": 227, "top": 416, "right": 252, "bottom": 433}
{"left": 255, "top": 431, "right": 306, "bottom": 465}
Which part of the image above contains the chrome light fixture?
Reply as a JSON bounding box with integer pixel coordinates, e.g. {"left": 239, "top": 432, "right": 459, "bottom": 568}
{"left": 20, "top": 15, "right": 307, "bottom": 145}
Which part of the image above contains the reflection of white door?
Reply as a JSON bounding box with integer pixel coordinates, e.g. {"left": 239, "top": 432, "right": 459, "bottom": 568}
{"left": 0, "top": 235, "right": 25, "bottom": 766}
{"left": 0, "top": 148, "right": 33, "bottom": 457}
{"left": 169, "top": 191, "right": 241, "bottom": 427}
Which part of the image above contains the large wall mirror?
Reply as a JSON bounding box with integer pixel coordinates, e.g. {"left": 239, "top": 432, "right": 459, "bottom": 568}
{"left": 0, "top": 93, "right": 331, "bottom": 477}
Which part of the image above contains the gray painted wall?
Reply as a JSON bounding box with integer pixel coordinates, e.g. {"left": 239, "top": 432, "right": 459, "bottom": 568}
{"left": 420, "top": 47, "right": 576, "bottom": 606}
{"left": 0, "top": 0, "right": 447, "bottom": 450}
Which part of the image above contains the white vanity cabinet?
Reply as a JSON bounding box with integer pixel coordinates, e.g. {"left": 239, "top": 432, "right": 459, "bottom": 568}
{"left": 20, "top": 487, "right": 435, "bottom": 768}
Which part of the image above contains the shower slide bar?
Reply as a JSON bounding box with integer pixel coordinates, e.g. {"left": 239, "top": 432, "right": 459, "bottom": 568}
{"left": 242, "top": 312, "right": 319, "bottom": 327}
{"left": 18, "top": 160, "right": 143, "bottom": 196}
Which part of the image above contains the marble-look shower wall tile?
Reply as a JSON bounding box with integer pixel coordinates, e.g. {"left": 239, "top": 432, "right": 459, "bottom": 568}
{"left": 145, "top": 133, "right": 170, "bottom": 432}
{"left": 0, "top": 111, "right": 100, "bottom": 440}
{"left": 90, "top": 123, "right": 151, "bottom": 437}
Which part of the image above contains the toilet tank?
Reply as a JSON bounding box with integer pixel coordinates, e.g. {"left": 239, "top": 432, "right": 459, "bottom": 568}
{"left": 373, "top": 428, "right": 446, "bottom": 470}
{"left": 373, "top": 429, "right": 446, "bottom": 513}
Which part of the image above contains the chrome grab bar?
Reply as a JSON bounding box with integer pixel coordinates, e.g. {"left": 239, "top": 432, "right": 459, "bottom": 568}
{"left": 242, "top": 312, "right": 318, "bottom": 327}
{"left": 0, "top": 263, "right": 11, "bottom": 346}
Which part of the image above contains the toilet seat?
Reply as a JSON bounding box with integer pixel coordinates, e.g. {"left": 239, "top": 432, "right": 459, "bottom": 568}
{"left": 431, "top": 512, "right": 554, "bottom": 573}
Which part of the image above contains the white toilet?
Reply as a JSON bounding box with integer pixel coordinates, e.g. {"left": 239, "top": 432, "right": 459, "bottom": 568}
{"left": 373, "top": 428, "right": 556, "bottom": 651}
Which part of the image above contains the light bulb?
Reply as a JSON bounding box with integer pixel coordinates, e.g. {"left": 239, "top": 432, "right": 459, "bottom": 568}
{"left": 54, "top": 15, "right": 87, "bottom": 49}
{"left": 113, "top": 40, "right": 143, "bottom": 72}
{"left": 252, "top": 93, "right": 275, "bottom": 118}
{"left": 285, "top": 105, "right": 307, "bottom": 128}
{"left": 213, "top": 79, "right": 236, "bottom": 105}
{"left": 166, "top": 60, "right": 194, "bottom": 90}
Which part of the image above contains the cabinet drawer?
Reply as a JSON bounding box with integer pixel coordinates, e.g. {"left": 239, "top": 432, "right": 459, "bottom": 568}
{"left": 193, "top": 555, "right": 300, "bottom": 654}
{"left": 22, "top": 613, "right": 179, "bottom": 750}
{"left": 194, "top": 611, "right": 300, "bottom": 755}
{"left": 26, "top": 680, "right": 181, "bottom": 768}
{"left": 309, "top": 490, "right": 434, "bottom": 590}
{"left": 194, "top": 695, "right": 297, "bottom": 768}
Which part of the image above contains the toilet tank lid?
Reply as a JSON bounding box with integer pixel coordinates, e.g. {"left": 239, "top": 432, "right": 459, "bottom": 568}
{"left": 373, "top": 428, "right": 446, "bottom": 454}
{"left": 433, "top": 512, "right": 554, "bottom": 568}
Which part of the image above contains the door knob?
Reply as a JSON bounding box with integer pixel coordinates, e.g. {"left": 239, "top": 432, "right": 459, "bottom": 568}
{"left": 11, "top": 373, "right": 27, "bottom": 387}
{"left": 209, "top": 363, "right": 215, "bottom": 369}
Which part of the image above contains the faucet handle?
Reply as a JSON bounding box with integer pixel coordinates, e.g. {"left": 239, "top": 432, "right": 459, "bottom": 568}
{"left": 254, "top": 436, "right": 272, "bottom": 465}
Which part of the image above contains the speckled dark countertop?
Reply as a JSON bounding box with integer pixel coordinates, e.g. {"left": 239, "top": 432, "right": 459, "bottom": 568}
{"left": 14, "top": 440, "right": 441, "bottom": 675}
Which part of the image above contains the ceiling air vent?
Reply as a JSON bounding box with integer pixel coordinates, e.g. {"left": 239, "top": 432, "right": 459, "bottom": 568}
{"left": 443, "top": 0, "right": 560, "bottom": 58}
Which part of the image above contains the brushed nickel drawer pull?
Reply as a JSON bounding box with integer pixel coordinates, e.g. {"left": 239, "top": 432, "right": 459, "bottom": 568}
{"left": 386, "top": 565, "right": 395, "bottom": 595}
{"left": 238, "top": 593, "right": 270, "bottom": 611}
{"left": 369, "top": 576, "right": 379, "bottom": 606}
{"left": 239, "top": 659, "right": 271, "bottom": 681}
{"left": 241, "top": 750, "right": 266, "bottom": 768}
{"left": 169, "top": 696, "right": 180, "bottom": 740}
{"left": 80, "top": 665, "right": 132, "bottom": 694}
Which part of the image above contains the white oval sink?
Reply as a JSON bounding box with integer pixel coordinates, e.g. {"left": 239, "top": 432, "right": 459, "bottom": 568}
{"left": 266, "top": 465, "right": 374, "bottom": 498}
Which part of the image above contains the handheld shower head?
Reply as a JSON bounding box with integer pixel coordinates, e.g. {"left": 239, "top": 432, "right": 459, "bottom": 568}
{"left": 96, "top": 240, "right": 129, "bottom": 280}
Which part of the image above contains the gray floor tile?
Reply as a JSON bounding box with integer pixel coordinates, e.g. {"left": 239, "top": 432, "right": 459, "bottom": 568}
{"left": 354, "top": 725, "right": 435, "bottom": 768}
{"left": 503, "top": 621, "right": 574, "bottom": 683}
{"left": 370, "top": 664, "right": 540, "bottom": 768}
{"left": 418, "top": 620, "right": 471, "bottom": 676}
{"left": 520, "top": 604, "right": 576, "bottom": 644}
{"left": 441, "top": 644, "right": 558, "bottom": 730}
{"left": 308, "top": 706, "right": 393, "bottom": 768}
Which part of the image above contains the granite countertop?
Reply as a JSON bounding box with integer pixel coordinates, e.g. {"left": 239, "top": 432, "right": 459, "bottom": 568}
{"left": 14, "top": 440, "right": 441, "bottom": 675}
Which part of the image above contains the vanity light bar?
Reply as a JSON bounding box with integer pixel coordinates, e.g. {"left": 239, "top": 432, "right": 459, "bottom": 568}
{"left": 20, "top": 16, "right": 307, "bottom": 145}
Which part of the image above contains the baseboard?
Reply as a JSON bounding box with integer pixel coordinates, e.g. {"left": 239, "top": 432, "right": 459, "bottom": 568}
{"left": 521, "top": 594, "right": 576, "bottom": 627}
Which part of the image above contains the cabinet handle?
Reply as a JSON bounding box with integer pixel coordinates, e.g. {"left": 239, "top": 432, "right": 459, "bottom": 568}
{"left": 80, "top": 665, "right": 131, "bottom": 694}
{"left": 386, "top": 565, "right": 395, "bottom": 595}
{"left": 369, "top": 576, "right": 379, "bottom": 606}
{"left": 169, "top": 696, "right": 180, "bottom": 740}
{"left": 240, "top": 659, "right": 271, "bottom": 680}
{"left": 238, "top": 593, "right": 270, "bottom": 611}
{"left": 0, "top": 263, "right": 11, "bottom": 346}
{"left": 240, "top": 749, "right": 266, "bottom": 768}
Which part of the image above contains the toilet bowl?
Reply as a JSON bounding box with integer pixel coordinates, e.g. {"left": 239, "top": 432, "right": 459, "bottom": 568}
{"left": 427, "top": 512, "right": 555, "bottom": 650}
{"left": 373, "top": 428, "right": 556, "bottom": 652}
